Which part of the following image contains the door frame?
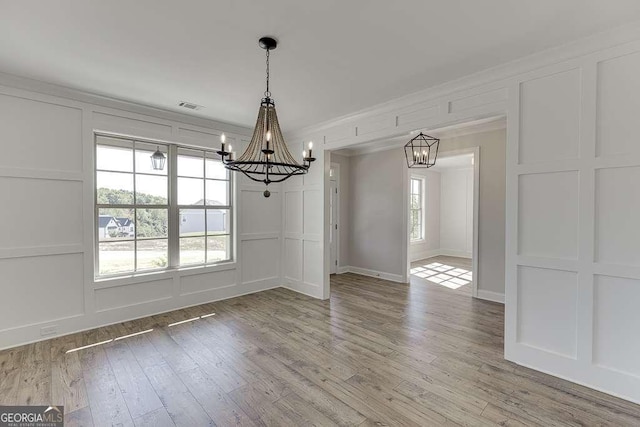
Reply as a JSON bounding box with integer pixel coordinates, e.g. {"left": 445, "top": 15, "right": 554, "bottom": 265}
{"left": 330, "top": 162, "right": 341, "bottom": 273}
{"left": 405, "top": 146, "right": 480, "bottom": 298}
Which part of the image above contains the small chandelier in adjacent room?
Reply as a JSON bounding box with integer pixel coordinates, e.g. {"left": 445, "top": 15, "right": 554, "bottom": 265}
{"left": 218, "top": 36, "right": 315, "bottom": 197}
{"left": 150, "top": 146, "right": 166, "bottom": 170}
{"left": 404, "top": 132, "right": 440, "bottom": 168}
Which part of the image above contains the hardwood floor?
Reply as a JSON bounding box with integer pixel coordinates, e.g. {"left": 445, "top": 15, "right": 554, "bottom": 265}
{"left": 2, "top": 273, "right": 640, "bottom": 426}
{"left": 411, "top": 255, "right": 474, "bottom": 296}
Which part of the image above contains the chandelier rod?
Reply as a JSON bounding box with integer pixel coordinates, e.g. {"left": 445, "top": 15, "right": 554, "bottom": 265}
{"left": 265, "top": 48, "right": 271, "bottom": 98}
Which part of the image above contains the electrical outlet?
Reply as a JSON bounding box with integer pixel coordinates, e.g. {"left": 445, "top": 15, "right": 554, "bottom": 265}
{"left": 40, "top": 325, "right": 58, "bottom": 336}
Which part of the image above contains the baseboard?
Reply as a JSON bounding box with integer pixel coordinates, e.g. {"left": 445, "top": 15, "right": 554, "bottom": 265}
{"left": 410, "top": 249, "right": 472, "bottom": 262}
{"left": 438, "top": 249, "right": 472, "bottom": 259}
{"left": 282, "top": 278, "right": 324, "bottom": 299}
{"left": 476, "top": 289, "right": 505, "bottom": 304}
{"left": 410, "top": 249, "right": 441, "bottom": 262}
{"left": 337, "top": 266, "right": 350, "bottom": 274}
{"left": 342, "top": 266, "right": 406, "bottom": 283}
{"left": 0, "top": 280, "right": 282, "bottom": 352}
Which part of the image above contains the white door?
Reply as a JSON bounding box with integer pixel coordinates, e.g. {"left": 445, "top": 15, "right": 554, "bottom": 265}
{"left": 330, "top": 179, "right": 338, "bottom": 274}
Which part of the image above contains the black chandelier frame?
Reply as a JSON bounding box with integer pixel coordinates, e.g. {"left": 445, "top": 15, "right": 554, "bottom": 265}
{"left": 404, "top": 132, "right": 440, "bottom": 168}
{"left": 217, "top": 37, "right": 315, "bottom": 197}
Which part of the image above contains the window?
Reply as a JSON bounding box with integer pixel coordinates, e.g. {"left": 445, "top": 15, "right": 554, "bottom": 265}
{"left": 177, "top": 148, "right": 231, "bottom": 266}
{"left": 410, "top": 177, "right": 424, "bottom": 241}
{"left": 95, "top": 135, "right": 232, "bottom": 278}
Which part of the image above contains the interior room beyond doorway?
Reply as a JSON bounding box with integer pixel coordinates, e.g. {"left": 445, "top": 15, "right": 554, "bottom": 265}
{"left": 410, "top": 150, "right": 477, "bottom": 295}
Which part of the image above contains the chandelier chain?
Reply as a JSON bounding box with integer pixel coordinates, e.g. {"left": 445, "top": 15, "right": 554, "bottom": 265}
{"left": 264, "top": 48, "right": 271, "bottom": 98}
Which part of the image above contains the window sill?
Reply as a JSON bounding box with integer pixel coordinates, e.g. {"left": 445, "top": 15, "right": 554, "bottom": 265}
{"left": 410, "top": 239, "right": 425, "bottom": 245}
{"left": 94, "top": 261, "right": 237, "bottom": 289}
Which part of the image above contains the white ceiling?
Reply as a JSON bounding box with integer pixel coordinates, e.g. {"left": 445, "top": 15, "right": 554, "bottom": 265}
{"left": 2, "top": 1, "right": 640, "bottom": 131}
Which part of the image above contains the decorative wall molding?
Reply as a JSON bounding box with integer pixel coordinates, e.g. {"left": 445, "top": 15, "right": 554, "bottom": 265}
{"left": 0, "top": 74, "right": 290, "bottom": 352}
{"left": 0, "top": 244, "right": 84, "bottom": 260}
{"left": 288, "top": 20, "right": 640, "bottom": 405}
{"left": 0, "top": 167, "right": 84, "bottom": 182}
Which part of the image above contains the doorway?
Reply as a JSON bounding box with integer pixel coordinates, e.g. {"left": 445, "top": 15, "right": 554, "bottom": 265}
{"left": 330, "top": 162, "right": 340, "bottom": 274}
{"left": 408, "top": 148, "right": 479, "bottom": 297}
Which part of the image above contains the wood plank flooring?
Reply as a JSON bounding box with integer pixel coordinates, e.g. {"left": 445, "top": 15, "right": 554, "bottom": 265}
{"left": 1, "top": 273, "right": 640, "bottom": 426}
{"left": 411, "top": 255, "right": 474, "bottom": 296}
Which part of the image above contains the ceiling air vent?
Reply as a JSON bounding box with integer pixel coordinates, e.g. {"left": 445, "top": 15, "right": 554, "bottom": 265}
{"left": 178, "top": 101, "right": 204, "bottom": 111}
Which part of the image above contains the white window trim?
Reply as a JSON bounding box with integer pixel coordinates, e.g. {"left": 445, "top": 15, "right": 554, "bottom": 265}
{"left": 410, "top": 175, "right": 426, "bottom": 243}
{"left": 94, "top": 133, "right": 234, "bottom": 281}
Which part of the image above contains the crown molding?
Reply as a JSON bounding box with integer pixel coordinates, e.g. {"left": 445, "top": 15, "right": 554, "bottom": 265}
{"left": 0, "top": 71, "right": 253, "bottom": 137}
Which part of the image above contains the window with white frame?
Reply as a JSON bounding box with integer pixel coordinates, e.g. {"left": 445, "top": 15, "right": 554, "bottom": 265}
{"left": 410, "top": 177, "right": 424, "bottom": 241}
{"left": 95, "top": 135, "right": 232, "bottom": 278}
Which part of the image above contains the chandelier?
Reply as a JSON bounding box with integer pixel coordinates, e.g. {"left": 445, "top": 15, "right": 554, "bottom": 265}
{"left": 404, "top": 132, "right": 440, "bottom": 168}
{"left": 218, "top": 37, "right": 315, "bottom": 197}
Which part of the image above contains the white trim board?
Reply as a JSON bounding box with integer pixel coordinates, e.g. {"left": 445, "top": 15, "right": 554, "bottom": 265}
{"left": 410, "top": 249, "right": 443, "bottom": 262}
{"left": 439, "top": 249, "right": 473, "bottom": 259}
{"left": 410, "top": 249, "right": 472, "bottom": 263}
{"left": 339, "top": 266, "right": 406, "bottom": 283}
{"left": 336, "top": 266, "right": 350, "bottom": 274}
{"left": 477, "top": 290, "right": 505, "bottom": 304}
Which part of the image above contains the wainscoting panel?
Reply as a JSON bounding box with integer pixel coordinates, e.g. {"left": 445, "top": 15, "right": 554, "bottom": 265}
{"left": 240, "top": 238, "right": 280, "bottom": 284}
{"left": 517, "top": 266, "right": 578, "bottom": 358}
{"left": 95, "top": 279, "right": 173, "bottom": 312}
{"left": 0, "top": 93, "right": 83, "bottom": 172}
{"left": 518, "top": 171, "right": 580, "bottom": 260}
{"left": 595, "top": 166, "right": 640, "bottom": 266}
{"left": 596, "top": 51, "right": 640, "bottom": 158}
{"left": 518, "top": 69, "right": 581, "bottom": 165}
{"left": 180, "top": 268, "right": 236, "bottom": 296}
{"left": 593, "top": 274, "right": 640, "bottom": 377}
{"left": 0, "top": 254, "right": 85, "bottom": 330}
{"left": 0, "top": 177, "right": 83, "bottom": 249}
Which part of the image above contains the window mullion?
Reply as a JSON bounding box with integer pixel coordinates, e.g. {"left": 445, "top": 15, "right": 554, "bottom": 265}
{"left": 168, "top": 145, "right": 180, "bottom": 268}
{"left": 203, "top": 151, "right": 208, "bottom": 264}
{"left": 133, "top": 144, "right": 138, "bottom": 271}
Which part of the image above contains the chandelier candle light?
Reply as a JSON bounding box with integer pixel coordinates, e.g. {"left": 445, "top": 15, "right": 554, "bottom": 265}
{"left": 218, "top": 36, "right": 315, "bottom": 197}
{"left": 404, "top": 132, "right": 440, "bottom": 168}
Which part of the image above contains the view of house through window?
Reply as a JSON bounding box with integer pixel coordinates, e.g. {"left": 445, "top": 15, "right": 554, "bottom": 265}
{"left": 177, "top": 148, "right": 231, "bottom": 266}
{"left": 410, "top": 177, "right": 424, "bottom": 241}
{"left": 95, "top": 135, "right": 232, "bottom": 278}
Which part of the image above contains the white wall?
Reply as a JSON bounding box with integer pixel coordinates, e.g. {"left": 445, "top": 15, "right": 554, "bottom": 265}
{"left": 409, "top": 170, "right": 440, "bottom": 261}
{"left": 0, "top": 74, "right": 284, "bottom": 350}
{"left": 346, "top": 148, "right": 406, "bottom": 282}
{"left": 289, "top": 23, "right": 640, "bottom": 404}
{"left": 439, "top": 167, "right": 474, "bottom": 258}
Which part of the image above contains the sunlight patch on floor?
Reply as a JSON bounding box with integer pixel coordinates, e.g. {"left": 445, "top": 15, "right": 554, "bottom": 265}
{"left": 410, "top": 262, "right": 472, "bottom": 289}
